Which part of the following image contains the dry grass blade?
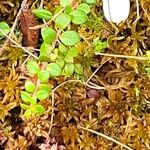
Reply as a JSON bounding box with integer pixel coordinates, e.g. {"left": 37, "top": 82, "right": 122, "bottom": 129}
{"left": 78, "top": 126, "right": 133, "bottom": 150}
{"left": 96, "top": 52, "right": 148, "bottom": 60}
{"left": 0, "top": 29, "right": 38, "bottom": 59}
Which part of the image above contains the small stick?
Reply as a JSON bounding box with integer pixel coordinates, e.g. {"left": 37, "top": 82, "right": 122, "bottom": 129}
{"left": 7, "top": 0, "right": 28, "bottom": 41}
{"left": 95, "top": 52, "right": 148, "bottom": 61}
{"left": 78, "top": 126, "right": 133, "bottom": 150}
{"left": 0, "top": 29, "right": 38, "bottom": 60}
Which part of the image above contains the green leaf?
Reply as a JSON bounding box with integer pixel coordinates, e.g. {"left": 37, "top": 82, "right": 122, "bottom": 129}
{"left": 39, "top": 42, "right": 52, "bottom": 62}
{"left": 77, "top": 3, "right": 90, "bottom": 14}
{"left": 0, "top": 22, "right": 10, "bottom": 37}
{"left": 37, "top": 70, "right": 49, "bottom": 83}
{"left": 65, "top": 6, "right": 73, "bottom": 14}
{"left": 146, "top": 51, "right": 150, "bottom": 60}
{"left": 41, "top": 27, "right": 56, "bottom": 44}
{"left": 27, "top": 60, "right": 40, "bottom": 75}
{"left": 70, "top": 10, "right": 88, "bottom": 24}
{"left": 46, "top": 63, "right": 62, "bottom": 77}
{"left": 25, "top": 80, "right": 36, "bottom": 93}
{"left": 56, "top": 59, "right": 65, "bottom": 68}
{"left": 59, "top": 44, "right": 68, "bottom": 53}
{"left": 39, "top": 84, "right": 52, "bottom": 93}
{"left": 32, "top": 105, "right": 45, "bottom": 114}
{"left": 29, "top": 97, "right": 37, "bottom": 105}
{"left": 21, "top": 91, "right": 32, "bottom": 103}
{"left": 32, "top": 9, "right": 52, "bottom": 20}
{"left": 85, "top": 0, "right": 96, "bottom": 4}
{"left": 60, "top": 0, "right": 71, "bottom": 7}
{"left": 24, "top": 109, "right": 32, "bottom": 118}
{"left": 63, "top": 63, "right": 74, "bottom": 76}
{"left": 20, "top": 103, "right": 30, "bottom": 110}
{"left": 60, "top": 31, "right": 81, "bottom": 46}
{"left": 55, "top": 13, "right": 71, "bottom": 30}
{"left": 36, "top": 90, "right": 49, "bottom": 100}
{"left": 64, "top": 55, "right": 74, "bottom": 63}
{"left": 75, "top": 64, "right": 83, "bottom": 75}
{"left": 67, "top": 47, "right": 78, "bottom": 57}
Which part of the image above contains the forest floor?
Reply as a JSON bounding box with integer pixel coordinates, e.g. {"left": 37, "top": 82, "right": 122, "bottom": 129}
{"left": 0, "top": 0, "right": 150, "bottom": 150}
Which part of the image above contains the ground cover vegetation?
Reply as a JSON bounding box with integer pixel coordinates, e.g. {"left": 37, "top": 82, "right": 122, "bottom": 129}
{"left": 0, "top": 0, "right": 150, "bottom": 149}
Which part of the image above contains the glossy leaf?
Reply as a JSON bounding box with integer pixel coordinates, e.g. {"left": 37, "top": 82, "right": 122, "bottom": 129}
{"left": 77, "top": 3, "right": 90, "bottom": 14}
{"left": 63, "top": 63, "right": 74, "bottom": 76}
{"left": 24, "top": 109, "right": 32, "bottom": 118}
{"left": 25, "top": 80, "right": 36, "bottom": 93}
{"left": 0, "top": 22, "right": 10, "bottom": 37}
{"left": 20, "top": 103, "right": 30, "bottom": 110}
{"left": 56, "top": 59, "right": 65, "bottom": 68}
{"left": 41, "top": 27, "right": 56, "bottom": 44}
{"left": 55, "top": 13, "right": 71, "bottom": 30}
{"left": 39, "top": 42, "right": 52, "bottom": 62}
{"left": 39, "top": 84, "right": 52, "bottom": 93}
{"left": 27, "top": 60, "right": 40, "bottom": 75}
{"left": 32, "top": 9, "right": 52, "bottom": 20}
{"left": 36, "top": 90, "right": 49, "bottom": 100}
{"left": 32, "top": 105, "right": 45, "bottom": 114}
{"left": 70, "top": 10, "right": 88, "bottom": 24}
{"left": 85, "top": 0, "right": 96, "bottom": 4}
{"left": 60, "top": 0, "right": 71, "bottom": 7}
{"left": 29, "top": 97, "right": 37, "bottom": 105}
{"left": 21, "top": 91, "right": 32, "bottom": 103}
{"left": 37, "top": 70, "right": 50, "bottom": 83}
{"left": 46, "top": 63, "right": 62, "bottom": 77}
{"left": 60, "top": 31, "right": 81, "bottom": 46}
{"left": 67, "top": 47, "right": 78, "bottom": 57}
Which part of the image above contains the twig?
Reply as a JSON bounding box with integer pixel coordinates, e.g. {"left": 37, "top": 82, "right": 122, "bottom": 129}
{"left": 40, "top": 0, "right": 48, "bottom": 27}
{"left": 48, "top": 80, "right": 106, "bottom": 134}
{"left": 86, "top": 58, "right": 110, "bottom": 84}
{"left": 135, "top": 0, "right": 140, "bottom": 22}
{"left": 141, "top": 3, "right": 150, "bottom": 22}
{"left": 7, "top": 0, "right": 28, "bottom": 41}
{"left": 0, "top": 29, "right": 38, "bottom": 60}
{"left": 95, "top": 52, "right": 148, "bottom": 61}
{"left": 78, "top": 126, "right": 133, "bottom": 150}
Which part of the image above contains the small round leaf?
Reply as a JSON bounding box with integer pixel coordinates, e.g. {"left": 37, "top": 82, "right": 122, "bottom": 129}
{"left": 60, "top": 31, "right": 81, "bottom": 46}
{"left": 46, "top": 63, "right": 62, "bottom": 77}
{"left": 55, "top": 13, "right": 71, "bottom": 30}
{"left": 25, "top": 80, "right": 36, "bottom": 93}
{"left": 63, "top": 63, "right": 74, "bottom": 76}
{"left": 37, "top": 70, "right": 50, "bottom": 83}
{"left": 67, "top": 47, "right": 78, "bottom": 57}
{"left": 27, "top": 60, "right": 40, "bottom": 75}
{"left": 70, "top": 10, "right": 88, "bottom": 24}
{"left": 21, "top": 91, "right": 32, "bottom": 103}
{"left": 39, "top": 84, "right": 52, "bottom": 93}
{"left": 41, "top": 27, "right": 56, "bottom": 44}
{"left": 77, "top": 3, "right": 91, "bottom": 14}
{"left": 32, "top": 105, "right": 45, "bottom": 114}
{"left": 36, "top": 90, "right": 49, "bottom": 100}
{"left": 60, "top": 0, "right": 71, "bottom": 7}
